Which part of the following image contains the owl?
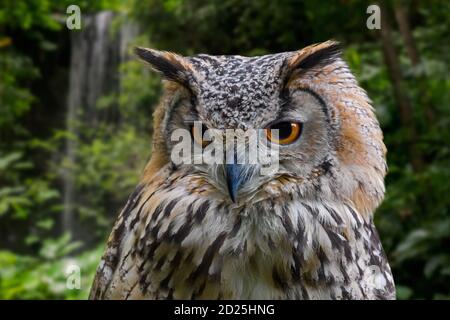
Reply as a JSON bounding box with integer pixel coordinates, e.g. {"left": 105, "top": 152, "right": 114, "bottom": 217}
{"left": 89, "top": 41, "right": 395, "bottom": 300}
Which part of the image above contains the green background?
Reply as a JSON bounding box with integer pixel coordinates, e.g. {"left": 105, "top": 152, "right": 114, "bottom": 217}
{"left": 0, "top": 0, "right": 449, "bottom": 299}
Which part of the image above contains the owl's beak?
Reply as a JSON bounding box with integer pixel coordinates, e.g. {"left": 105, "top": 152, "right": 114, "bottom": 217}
{"left": 225, "top": 164, "right": 250, "bottom": 203}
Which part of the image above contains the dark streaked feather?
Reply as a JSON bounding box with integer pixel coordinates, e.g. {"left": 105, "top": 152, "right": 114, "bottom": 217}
{"left": 294, "top": 42, "right": 342, "bottom": 71}
{"left": 134, "top": 47, "right": 191, "bottom": 86}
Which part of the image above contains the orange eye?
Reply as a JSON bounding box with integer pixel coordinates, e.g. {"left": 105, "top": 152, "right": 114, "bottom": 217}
{"left": 265, "top": 122, "right": 302, "bottom": 145}
{"left": 191, "top": 124, "right": 212, "bottom": 148}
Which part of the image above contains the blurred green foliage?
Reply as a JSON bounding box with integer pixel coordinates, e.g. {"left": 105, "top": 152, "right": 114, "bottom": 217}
{"left": 0, "top": 234, "right": 103, "bottom": 299}
{"left": 0, "top": 0, "right": 449, "bottom": 299}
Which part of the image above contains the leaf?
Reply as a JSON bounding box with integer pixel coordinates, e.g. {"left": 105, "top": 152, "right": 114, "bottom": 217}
{"left": 36, "top": 218, "right": 54, "bottom": 230}
{"left": 0, "top": 152, "right": 22, "bottom": 170}
{"left": 396, "top": 286, "right": 413, "bottom": 300}
{"left": 39, "top": 234, "right": 82, "bottom": 260}
{"left": 393, "top": 229, "right": 429, "bottom": 262}
{"left": 424, "top": 255, "right": 449, "bottom": 278}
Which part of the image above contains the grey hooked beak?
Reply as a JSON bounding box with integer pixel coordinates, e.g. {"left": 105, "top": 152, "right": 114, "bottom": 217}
{"left": 225, "top": 164, "right": 252, "bottom": 203}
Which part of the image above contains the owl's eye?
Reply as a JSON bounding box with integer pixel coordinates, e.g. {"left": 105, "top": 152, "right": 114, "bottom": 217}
{"left": 265, "top": 122, "right": 302, "bottom": 145}
{"left": 191, "top": 124, "right": 212, "bottom": 148}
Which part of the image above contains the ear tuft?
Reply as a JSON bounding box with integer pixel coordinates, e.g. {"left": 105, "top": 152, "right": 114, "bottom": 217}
{"left": 289, "top": 40, "right": 342, "bottom": 71}
{"left": 134, "top": 47, "right": 192, "bottom": 86}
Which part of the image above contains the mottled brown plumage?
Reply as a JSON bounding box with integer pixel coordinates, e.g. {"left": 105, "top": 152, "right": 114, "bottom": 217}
{"left": 90, "top": 41, "right": 395, "bottom": 300}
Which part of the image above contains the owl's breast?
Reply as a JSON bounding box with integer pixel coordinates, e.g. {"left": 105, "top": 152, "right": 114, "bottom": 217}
{"left": 93, "top": 177, "right": 395, "bottom": 299}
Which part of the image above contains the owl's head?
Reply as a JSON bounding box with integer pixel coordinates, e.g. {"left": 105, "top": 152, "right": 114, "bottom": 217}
{"left": 136, "top": 41, "right": 386, "bottom": 216}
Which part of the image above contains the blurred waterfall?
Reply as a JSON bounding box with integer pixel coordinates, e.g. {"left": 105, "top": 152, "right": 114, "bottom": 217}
{"left": 63, "top": 11, "right": 138, "bottom": 237}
